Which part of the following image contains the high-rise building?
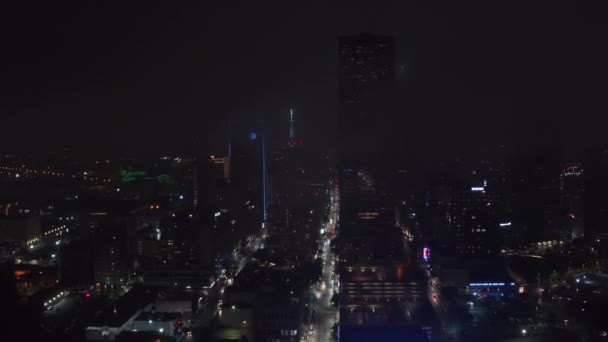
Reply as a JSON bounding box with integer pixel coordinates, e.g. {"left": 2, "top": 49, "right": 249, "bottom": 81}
{"left": 451, "top": 182, "right": 501, "bottom": 256}
{"left": 585, "top": 148, "right": 608, "bottom": 240}
{"left": 422, "top": 157, "right": 510, "bottom": 256}
{"left": 338, "top": 34, "right": 394, "bottom": 161}
{"left": 336, "top": 167, "right": 428, "bottom": 328}
{"left": 560, "top": 162, "right": 584, "bottom": 239}
{"left": 266, "top": 109, "right": 323, "bottom": 258}
{"left": 425, "top": 183, "right": 453, "bottom": 253}
{"left": 338, "top": 167, "right": 394, "bottom": 229}
{"left": 228, "top": 122, "right": 267, "bottom": 224}
{"left": 508, "top": 150, "right": 561, "bottom": 245}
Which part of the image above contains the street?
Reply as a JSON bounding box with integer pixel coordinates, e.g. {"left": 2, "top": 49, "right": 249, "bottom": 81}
{"left": 306, "top": 185, "right": 339, "bottom": 342}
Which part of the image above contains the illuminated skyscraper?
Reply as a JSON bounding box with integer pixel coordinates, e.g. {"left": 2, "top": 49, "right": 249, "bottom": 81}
{"left": 451, "top": 182, "right": 501, "bottom": 256}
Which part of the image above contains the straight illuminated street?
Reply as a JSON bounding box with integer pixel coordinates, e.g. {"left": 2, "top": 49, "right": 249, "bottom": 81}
{"left": 310, "top": 240, "right": 336, "bottom": 342}
{"left": 307, "top": 185, "right": 339, "bottom": 342}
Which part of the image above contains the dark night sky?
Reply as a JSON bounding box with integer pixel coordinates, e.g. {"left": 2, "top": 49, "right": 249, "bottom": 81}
{"left": 1, "top": 1, "right": 607, "bottom": 163}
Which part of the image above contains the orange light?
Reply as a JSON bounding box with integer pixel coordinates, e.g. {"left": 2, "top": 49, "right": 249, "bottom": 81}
{"left": 14, "top": 270, "right": 28, "bottom": 278}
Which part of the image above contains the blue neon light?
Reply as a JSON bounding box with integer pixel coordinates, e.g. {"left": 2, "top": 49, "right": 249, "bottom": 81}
{"left": 469, "top": 282, "right": 514, "bottom": 287}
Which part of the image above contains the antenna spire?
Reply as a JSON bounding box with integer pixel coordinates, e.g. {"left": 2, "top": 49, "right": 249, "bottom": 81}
{"left": 288, "top": 108, "right": 296, "bottom": 147}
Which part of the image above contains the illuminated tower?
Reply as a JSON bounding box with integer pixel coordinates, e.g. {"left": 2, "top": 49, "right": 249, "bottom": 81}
{"left": 288, "top": 108, "right": 296, "bottom": 148}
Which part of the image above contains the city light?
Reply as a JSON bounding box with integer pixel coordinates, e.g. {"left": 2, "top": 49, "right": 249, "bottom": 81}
{"left": 423, "top": 247, "right": 431, "bottom": 262}
{"left": 1, "top": 19, "right": 598, "bottom": 342}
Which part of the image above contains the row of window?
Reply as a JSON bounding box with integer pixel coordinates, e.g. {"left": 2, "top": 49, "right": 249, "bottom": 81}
{"left": 280, "top": 329, "right": 297, "bottom": 337}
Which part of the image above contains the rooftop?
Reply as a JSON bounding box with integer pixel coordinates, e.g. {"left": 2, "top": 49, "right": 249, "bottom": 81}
{"left": 135, "top": 311, "right": 181, "bottom": 322}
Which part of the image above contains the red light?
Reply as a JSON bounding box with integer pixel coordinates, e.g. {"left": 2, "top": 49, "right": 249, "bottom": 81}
{"left": 85, "top": 293, "right": 91, "bottom": 298}
{"left": 298, "top": 139, "right": 303, "bottom": 145}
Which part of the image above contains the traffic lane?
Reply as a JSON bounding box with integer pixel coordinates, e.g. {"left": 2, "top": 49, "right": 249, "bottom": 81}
{"left": 312, "top": 240, "right": 335, "bottom": 342}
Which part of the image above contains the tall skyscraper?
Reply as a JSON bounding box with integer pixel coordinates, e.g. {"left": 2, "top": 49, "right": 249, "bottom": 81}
{"left": 508, "top": 149, "right": 561, "bottom": 245}
{"left": 451, "top": 182, "right": 501, "bottom": 256}
{"left": 338, "top": 34, "right": 394, "bottom": 162}
{"left": 585, "top": 148, "right": 608, "bottom": 240}
{"left": 560, "top": 162, "right": 584, "bottom": 239}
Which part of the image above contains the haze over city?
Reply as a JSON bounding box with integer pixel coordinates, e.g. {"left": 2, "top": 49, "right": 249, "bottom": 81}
{"left": 1, "top": 1, "right": 608, "bottom": 342}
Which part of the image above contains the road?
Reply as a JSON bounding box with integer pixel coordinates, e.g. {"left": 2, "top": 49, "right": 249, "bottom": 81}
{"left": 309, "top": 239, "right": 336, "bottom": 342}
{"left": 307, "top": 185, "right": 339, "bottom": 342}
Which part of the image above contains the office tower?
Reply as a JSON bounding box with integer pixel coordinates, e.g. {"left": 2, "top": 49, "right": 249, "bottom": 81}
{"left": 337, "top": 167, "right": 426, "bottom": 329}
{"left": 338, "top": 167, "right": 394, "bottom": 229}
{"left": 266, "top": 109, "right": 322, "bottom": 258}
{"left": 560, "top": 162, "right": 584, "bottom": 239}
{"left": 451, "top": 182, "right": 501, "bottom": 256}
{"left": 229, "top": 122, "right": 267, "bottom": 224}
{"left": 338, "top": 34, "right": 394, "bottom": 162}
{"left": 426, "top": 183, "right": 453, "bottom": 254}
{"left": 508, "top": 149, "right": 561, "bottom": 245}
{"left": 420, "top": 156, "right": 510, "bottom": 255}
{"left": 585, "top": 148, "right": 608, "bottom": 240}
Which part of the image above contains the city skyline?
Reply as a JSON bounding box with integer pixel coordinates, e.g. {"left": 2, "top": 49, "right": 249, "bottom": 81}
{"left": 1, "top": 2, "right": 608, "bottom": 342}
{"left": 2, "top": 2, "right": 606, "bottom": 162}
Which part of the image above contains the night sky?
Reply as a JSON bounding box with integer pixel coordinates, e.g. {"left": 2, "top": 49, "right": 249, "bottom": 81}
{"left": 2, "top": 1, "right": 607, "bottom": 162}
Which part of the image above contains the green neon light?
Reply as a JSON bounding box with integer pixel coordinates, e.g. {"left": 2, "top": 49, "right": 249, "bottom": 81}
{"left": 120, "top": 170, "right": 148, "bottom": 183}
{"left": 120, "top": 170, "right": 173, "bottom": 184}
{"left": 156, "top": 174, "right": 170, "bottom": 183}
